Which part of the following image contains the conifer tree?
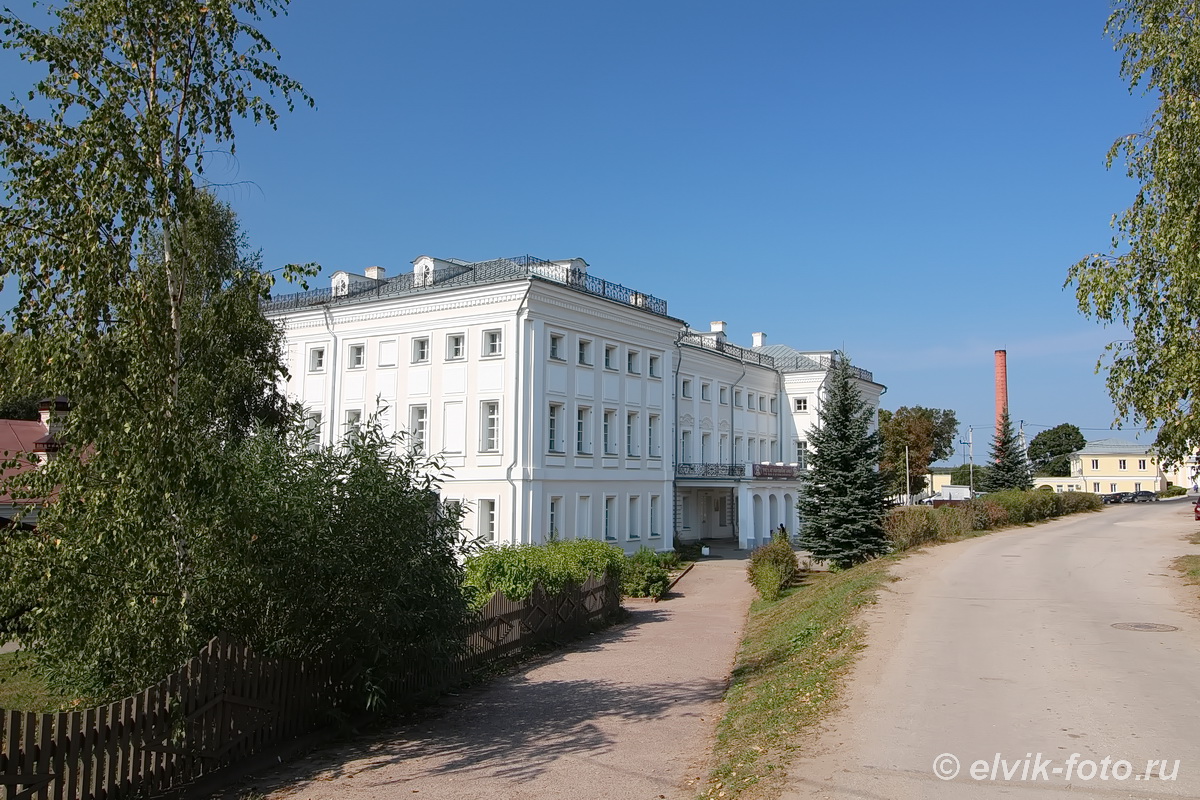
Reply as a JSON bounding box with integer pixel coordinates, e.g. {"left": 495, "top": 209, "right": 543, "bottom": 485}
{"left": 979, "top": 410, "right": 1033, "bottom": 492}
{"left": 797, "top": 355, "right": 889, "bottom": 569}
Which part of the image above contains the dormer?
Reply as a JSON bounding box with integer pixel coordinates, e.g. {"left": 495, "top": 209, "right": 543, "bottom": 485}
{"left": 412, "top": 255, "right": 461, "bottom": 288}
{"left": 330, "top": 270, "right": 377, "bottom": 298}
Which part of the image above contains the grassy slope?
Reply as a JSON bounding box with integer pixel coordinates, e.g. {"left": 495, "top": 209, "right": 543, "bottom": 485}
{"left": 0, "top": 651, "right": 76, "bottom": 712}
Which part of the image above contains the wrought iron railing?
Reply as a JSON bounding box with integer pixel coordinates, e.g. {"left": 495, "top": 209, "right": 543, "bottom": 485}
{"left": 675, "top": 463, "right": 746, "bottom": 478}
{"left": 677, "top": 334, "right": 776, "bottom": 367}
{"left": 774, "top": 353, "right": 874, "bottom": 383}
{"left": 752, "top": 463, "right": 803, "bottom": 479}
{"left": 263, "top": 255, "right": 669, "bottom": 317}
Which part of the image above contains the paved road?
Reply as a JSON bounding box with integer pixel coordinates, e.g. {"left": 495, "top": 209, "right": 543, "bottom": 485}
{"left": 785, "top": 501, "right": 1200, "bottom": 799}
{"left": 246, "top": 550, "right": 754, "bottom": 800}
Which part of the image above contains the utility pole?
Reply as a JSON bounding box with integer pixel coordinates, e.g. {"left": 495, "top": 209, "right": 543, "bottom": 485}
{"left": 905, "top": 445, "right": 911, "bottom": 506}
{"left": 968, "top": 426, "right": 975, "bottom": 494}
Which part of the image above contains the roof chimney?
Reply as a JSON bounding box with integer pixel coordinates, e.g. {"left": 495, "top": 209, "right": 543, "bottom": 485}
{"left": 751, "top": 332, "right": 766, "bottom": 348}
{"left": 364, "top": 265, "right": 385, "bottom": 282}
{"left": 710, "top": 321, "right": 727, "bottom": 335}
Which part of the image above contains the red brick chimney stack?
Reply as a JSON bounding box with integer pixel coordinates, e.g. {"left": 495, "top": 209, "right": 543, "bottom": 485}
{"left": 995, "top": 349, "right": 1008, "bottom": 441}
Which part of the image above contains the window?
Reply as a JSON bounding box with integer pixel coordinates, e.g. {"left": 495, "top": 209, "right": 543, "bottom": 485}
{"left": 796, "top": 440, "right": 809, "bottom": 470}
{"left": 628, "top": 497, "right": 640, "bottom": 540}
{"left": 305, "top": 410, "right": 322, "bottom": 441}
{"left": 681, "top": 379, "right": 692, "bottom": 398}
{"left": 1119, "top": 459, "right": 1127, "bottom": 470}
{"left": 577, "top": 496, "right": 592, "bottom": 539}
{"left": 649, "top": 496, "right": 661, "bottom": 538}
{"left": 681, "top": 430, "right": 691, "bottom": 462}
{"left": 1093, "top": 482, "right": 1101, "bottom": 492}
{"left": 1139, "top": 459, "right": 1147, "bottom": 470}
{"left": 759, "top": 396, "right": 767, "bottom": 411}
{"left": 576, "top": 407, "right": 592, "bottom": 454}
{"left": 548, "top": 403, "right": 564, "bottom": 452}
{"left": 412, "top": 337, "right": 430, "bottom": 363}
{"left": 627, "top": 350, "right": 640, "bottom": 374}
{"left": 720, "top": 433, "right": 728, "bottom": 461}
{"left": 344, "top": 409, "right": 363, "bottom": 442}
{"left": 626, "top": 412, "right": 639, "bottom": 456}
{"left": 648, "top": 354, "right": 660, "bottom": 377}
{"left": 735, "top": 436, "right": 743, "bottom": 461}
{"left": 578, "top": 340, "right": 592, "bottom": 365}
{"left": 701, "top": 382, "right": 711, "bottom": 401}
{"left": 378, "top": 340, "right": 398, "bottom": 367}
{"left": 604, "top": 496, "right": 616, "bottom": 541}
{"left": 1110, "top": 483, "right": 1118, "bottom": 492}
{"left": 308, "top": 346, "right": 325, "bottom": 372}
{"left": 348, "top": 344, "right": 365, "bottom": 370}
{"left": 479, "top": 499, "right": 496, "bottom": 541}
{"left": 795, "top": 397, "right": 808, "bottom": 412}
{"left": 735, "top": 390, "right": 743, "bottom": 408}
{"left": 702, "top": 433, "right": 711, "bottom": 461}
{"left": 1091, "top": 459, "right": 1099, "bottom": 470}
{"left": 604, "top": 345, "right": 617, "bottom": 370}
{"left": 483, "top": 330, "right": 503, "bottom": 357}
{"left": 481, "top": 401, "right": 500, "bottom": 451}
{"left": 1135, "top": 482, "right": 1142, "bottom": 492}
{"left": 549, "top": 497, "right": 561, "bottom": 539}
{"left": 409, "top": 405, "right": 427, "bottom": 453}
{"left": 549, "top": 333, "right": 564, "bottom": 360}
{"left": 720, "top": 386, "right": 729, "bottom": 405}
{"left": 648, "top": 415, "right": 660, "bottom": 457}
{"left": 603, "top": 409, "right": 617, "bottom": 454}
{"left": 446, "top": 334, "right": 465, "bottom": 361}
{"left": 770, "top": 397, "right": 777, "bottom": 414}
{"left": 747, "top": 392, "right": 755, "bottom": 410}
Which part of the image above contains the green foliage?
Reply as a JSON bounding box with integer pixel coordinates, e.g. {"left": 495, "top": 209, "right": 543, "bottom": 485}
{"left": 621, "top": 548, "right": 672, "bottom": 598}
{"left": 1028, "top": 423, "right": 1086, "bottom": 476}
{"left": 463, "top": 539, "right": 624, "bottom": 605}
{"left": 950, "top": 462, "right": 986, "bottom": 489}
{"left": 797, "top": 355, "right": 890, "bottom": 570}
{"left": 884, "top": 491, "right": 1099, "bottom": 550}
{"left": 747, "top": 539, "right": 801, "bottom": 600}
{"left": 1068, "top": 0, "right": 1200, "bottom": 466}
{"left": 878, "top": 406, "right": 959, "bottom": 496}
{"left": 674, "top": 535, "right": 704, "bottom": 561}
{"left": 1159, "top": 484, "right": 1187, "bottom": 497}
{"left": 979, "top": 411, "right": 1033, "bottom": 492}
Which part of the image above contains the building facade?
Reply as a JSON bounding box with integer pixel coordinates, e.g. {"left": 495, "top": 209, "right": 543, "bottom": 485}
{"left": 264, "top": 255, "right": 884, "bottom": 551}
{"left": 1033, "top": 438, "right": 1165, "bottom": 494}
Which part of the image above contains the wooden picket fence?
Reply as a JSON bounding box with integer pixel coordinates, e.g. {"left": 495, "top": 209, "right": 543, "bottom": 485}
{"left": 0, "top": 573, "right": 619, "bottom": 800}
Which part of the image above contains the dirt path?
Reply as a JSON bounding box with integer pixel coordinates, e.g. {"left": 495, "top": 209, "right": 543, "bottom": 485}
{"left": 782, "top": 502, "right": 1200, "bottom": 799}
{"left": 240, "top": 550, "right": 754, "bottom": 800}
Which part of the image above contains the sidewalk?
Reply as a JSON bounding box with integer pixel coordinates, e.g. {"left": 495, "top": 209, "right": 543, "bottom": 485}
{"left": 248, "top": 551, "right": 754, "bottom": 800}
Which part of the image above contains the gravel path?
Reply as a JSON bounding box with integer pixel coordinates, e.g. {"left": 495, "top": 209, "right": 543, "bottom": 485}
{"left": 246, "top": 549, "right": 753, "bottom": 800}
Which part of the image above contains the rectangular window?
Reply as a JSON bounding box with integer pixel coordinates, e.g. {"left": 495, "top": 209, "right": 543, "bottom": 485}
{"left": 481, "top": 401, "right": 500, "bottom": 451}
{"left": 1119, "top": 459, "right": 1127, "bottom": 470}
{"left": 795, "top": 397, "right": 808, "bottom": 412}
{"left": 681, "top": 430, "right": 691, "bottom": 462}
{"left": 446, "top": 333, "right": 465, "bottom": 361}
{"left": 735, "top": 390, "right": 743, "bottom": 408}
{"left": 681, "top": 379, "right": 692, "bottom": 398}
{"left": 309, "top": 346, "right": 325, "bottom": 372}
{"left": 701, "top": 432, "right": 711, "bottom": 461}
{"left": 604, "top": 496, "right": 616, "bottom": 541}
{"left": 735, "top": 436, "right": 743, "bottom": 461}
{"left": 549, "top": 497, "right": 561, "bottom": 540}
{"left": 484, "top": 330, "right": 503, "bottom": 357}
{"left": 378, "top": 340, "right": 398, "bottom": 367}
{"left": 701, "top": 382, "right": 711, "bottom": 401}
{"left": 576, "top": 407, "right": 592, "bottom": 454}
{"left": 479, "top": 499, "right": 496, "bottom": 541}
{"left": 548, "top": 403, "right": 564, "bottom": 452}
{"left": 627, "top": 350, "right": 639, "bottom": 374}
{"left": 348, "top": 344, "right": 365, "bottom": 370}
{"left": 648, "top": 415, "right": 660, "bottom": 457}
{"left": 649, "top": 495, "right": 661, "bottom": 537}
{"left": 1139, "top": 459, "right": 1147, "bottom": 470}
{"left": 720, "top": 433, "right": 728, "bottom": 461}
{"left": 1135, "top": 482, "right": 1142, "bottom": 492}
{"left": 549, "top": 333, "right": 564, "bottom": 360}
{"left": 603, "top": 409, "right": 617, "bottom": 454}
{"left": 759, "top": 395, "right": 767, "bottom": 412}
{"left": 1110, "top": 483, "right": 1118, "bottom": 492}
{"left": 796, "top": 440, "right": 809, "bottom": 470}
{"left": 747, "top": 392, "right": 755, "bottom": 410}
{"left": 1091, "top": 459, "right": 1099, "bottom": 470}
{"left": 626, "top": 412, "right": 638, "bottom": 456}
{"left": 770, "top": 397, "right": 778, "bottom": 414}
{"left": 648, "top": 354, "right": 660, "bottom": 377}
{"left": 412, "top": 337, "right": 430, "bottom": 363}
{"left": 305, "top": 410, "right": 322, "bottom": 440}
{"left": 344, "top": 408, "right": 363, "bottom": 442}
{"left": 628, "top": 497, "right": 640, "bottom": 540}
{"left": 409, "top": 405, "right": 427, "bottom": 453}
{"left": 719, "top": 386, "right": 729, "bottom": 405}
{"left": 577, "top": 496, "right": 592, "bottom": 540}
{"left": 578, "top": 340, "right": 592, "bottom": 365}
{"left": 1093, "top": 482, "right": 1100, "bottom": 493}
{"left": 604, "top": 345, "right": 617, "bottom": 370}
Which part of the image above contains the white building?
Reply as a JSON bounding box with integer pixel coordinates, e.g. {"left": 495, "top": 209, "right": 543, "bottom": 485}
{"left": 264, "top": 255, "right": 884, "bottom": 552}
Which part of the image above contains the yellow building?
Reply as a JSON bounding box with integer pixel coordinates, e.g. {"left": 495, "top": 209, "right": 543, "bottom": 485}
{"left": 1034, "top": 438, "right": 1163, "bottom": 494}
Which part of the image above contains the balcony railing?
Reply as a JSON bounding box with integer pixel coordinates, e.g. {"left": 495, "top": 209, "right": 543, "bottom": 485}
{"left": 677, "top": 334, "right": 776, "bottom": 368}
{"left": 675, "top": 463, "right": 746, "bottom": 478}
{"left": 752, "top": 463, "right": 803, "bottom": 479}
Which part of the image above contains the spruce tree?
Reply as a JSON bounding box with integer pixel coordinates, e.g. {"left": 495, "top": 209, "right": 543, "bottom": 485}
{"left": 797, "top": 355, "right": 890, "bottom": 569}
{"left": 979, "top": 410, "right": 1033, "bottom": 491}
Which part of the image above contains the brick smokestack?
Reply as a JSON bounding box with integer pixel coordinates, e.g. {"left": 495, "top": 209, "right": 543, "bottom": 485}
{"left": 995, "top": 349, "right": 1008, "bottom": 441}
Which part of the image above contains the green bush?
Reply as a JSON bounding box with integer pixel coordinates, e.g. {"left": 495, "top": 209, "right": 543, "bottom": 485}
{"left": 674, "top": 535, "right": 704, "bottom": 561}
{"left": 747, "top": 539, "right": 800, "bottom": 600}
{"left": 1160, "top": 484, "right": 1187, "bottom": 498}
{"left": 622, "top": 560, "right": 671, "bottom": 598}
{"left": 464, "top": 539, "right": 624, "bottom": 606}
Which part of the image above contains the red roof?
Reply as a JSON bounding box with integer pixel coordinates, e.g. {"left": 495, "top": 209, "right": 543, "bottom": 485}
{"left": 0, "top": 418, "right": 49, "bottom": 504}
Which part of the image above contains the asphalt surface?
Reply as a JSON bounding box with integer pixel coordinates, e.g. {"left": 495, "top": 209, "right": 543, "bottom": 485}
{"left": 785, "top": 500, "right": 1200, "bottom": 799}
{"left": 248, "top": 548, "right": 754, "bottom": 800}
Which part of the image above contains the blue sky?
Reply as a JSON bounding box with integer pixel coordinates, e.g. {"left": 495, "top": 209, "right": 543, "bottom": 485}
{"left": 0, "top": 1, "right": 1159, "bottom": 460}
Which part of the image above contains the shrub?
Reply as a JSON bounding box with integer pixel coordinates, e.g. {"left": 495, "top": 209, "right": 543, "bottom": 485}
{"left": 1160, "top": 485, "right": 1187, "bottom": 498}
{"left": 622, "top": 559, "right": 671, "bottom": 598}
{"left": 747, "top": 539, "right": 800, "bottom": 600}
{"left": 674, "top": 535, "right": 704, "bottom": 561}
{"left": 884, "top": 505, "right": 939, "bottom": 550}
{"left": 464, "top": 539, "right": 624, "bottom": 606}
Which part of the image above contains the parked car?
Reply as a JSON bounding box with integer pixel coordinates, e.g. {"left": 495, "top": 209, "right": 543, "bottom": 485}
{"left": 1119, "top": 492, "right": 1138, "bottom": 503}
{"left": 1132, "top": 490, "right": 1158, "bottom": 503}
{"left": 1101, "top": 492, "right": 1125, "bottom": 504}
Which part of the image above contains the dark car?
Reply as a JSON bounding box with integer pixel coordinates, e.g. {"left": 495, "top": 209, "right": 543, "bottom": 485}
{"left": 1101, "top": 492, "right": 1125, "bottom": 504}
{"left": 1118, "top": 492, "right": 1138, "bottom": 503}
{"left": 1132, "top": 490, "right": 1158, "bottom": 503}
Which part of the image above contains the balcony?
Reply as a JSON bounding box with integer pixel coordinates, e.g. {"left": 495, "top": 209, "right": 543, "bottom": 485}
{"left": 752, "top": 463, "right": 803, "bottom": 479}
{"left": 675, "top": 463, "right": 746, "bottom": 478}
